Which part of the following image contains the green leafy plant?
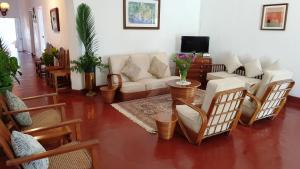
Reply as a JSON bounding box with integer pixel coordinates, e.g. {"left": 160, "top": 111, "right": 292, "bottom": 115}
{"left": 41, "top": 47, "right": 59, "bottom": 66}
{"left": 0, "top": 37, "right": 22, "bottom": 88}
{"left": 70, "top": 3, "right": 108, "bottom": 73}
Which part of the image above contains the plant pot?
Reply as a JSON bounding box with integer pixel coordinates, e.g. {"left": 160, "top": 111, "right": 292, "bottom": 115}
{"left": 85, "top": 72, "right": 96, "bottom": 96}
{"left": 0, "top": 85, "right": 12, "bottom": 95}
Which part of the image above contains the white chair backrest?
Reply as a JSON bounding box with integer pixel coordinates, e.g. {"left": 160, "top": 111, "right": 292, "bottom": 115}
{"left": 202, "top": 78, "right": 246, "bottom": 136}
{"left": 256, "top": 70, "right": 293, "bottom": 99}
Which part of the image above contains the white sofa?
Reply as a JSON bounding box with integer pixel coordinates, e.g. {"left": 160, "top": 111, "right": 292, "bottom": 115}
{"left": 108, "top": 53, "right": 179, "bottom": 100}
{"left": 207, "top": 65, "right": 262, "bottom": 91}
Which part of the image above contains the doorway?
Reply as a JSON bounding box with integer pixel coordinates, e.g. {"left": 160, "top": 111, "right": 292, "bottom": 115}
{"left": 0, "top": 18, "right": 21, "bottom": 55}
{"left": 29, "top": 7, "right": 46, "bottom": 57}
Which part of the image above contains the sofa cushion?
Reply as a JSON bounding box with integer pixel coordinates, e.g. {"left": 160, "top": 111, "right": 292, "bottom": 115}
{"left": 207, "top": 71, "right": 238, "bottom": 80}
{"left": 138, "top": 76, "right": 180, "bottom": 90}
{"left": 148, "top": 57, "right": 168, "bottom": 78}
{"left": 224, "top": 55, "right": 243, "bottom": 73}
{"left": 108, "top": 55, "right": 130, "bottom": 83}
{"left": 244, "top": 59, "right": 263, "bottom": 78}
{"left": 241, "top": 98, "right": 257, "bottom": 118}
{"left": 121, "top": 57, "right": 142, "bottom": 81}
{"left": 201, "top": 77, "right": 246, "bottom": 113}
{"left": 130, "top": 54, "right": 153, "bottom": 80}
{"left": 149, "top": 53, "right": 171, "bottom": 77}
{"left": 120, "top": 82, "right": 146, "bottom": 93}
{"left": 176, "top": 105, "right": 202, "bottom": 133}
{"left": 235, "top": 76, "right": 261, "bottom": 93}
{"left": 256, "top": 70, "right": 293, "bottom": 99}
{"left": 263, "top": 60, "right": 281, "bottom": 72}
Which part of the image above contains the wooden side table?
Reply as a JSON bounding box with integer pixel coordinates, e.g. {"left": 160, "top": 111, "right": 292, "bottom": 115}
{"left": 100, "top": 86, "right": 117, "bottom": 103}
{"left": 167, "top": 79, "right": 201, "bottom": 103}
{"left": 155, "top": 113, "right": 178, "bottom": 140}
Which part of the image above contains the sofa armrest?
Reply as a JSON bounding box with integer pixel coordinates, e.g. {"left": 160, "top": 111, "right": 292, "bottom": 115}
{"left": 210, "top": 64, "right": 226, "bottom": 72}
{"left": 107, "top": 74, "right": 122, "bottom": 89}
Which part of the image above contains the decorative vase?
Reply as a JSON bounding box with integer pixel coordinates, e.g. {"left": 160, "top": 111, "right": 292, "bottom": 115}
{"left": 176, "top": 69, "right": 191, "bottom": 85}
{"left": 84, "top": 71, "right": 96, "bottom": 96}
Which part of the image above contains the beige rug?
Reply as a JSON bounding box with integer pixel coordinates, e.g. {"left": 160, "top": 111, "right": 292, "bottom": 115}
{"left": 111, "top": 90, "right": 205, "bottom": 133}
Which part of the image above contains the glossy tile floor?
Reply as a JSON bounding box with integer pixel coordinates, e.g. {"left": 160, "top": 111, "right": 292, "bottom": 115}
{"left": 1, "top": 52, "right": 300, "bottom": 169}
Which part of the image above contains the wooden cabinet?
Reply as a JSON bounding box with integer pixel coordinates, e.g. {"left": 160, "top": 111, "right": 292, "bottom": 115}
{"left": 176, "top": 57, "right": 212, "bottom": 89}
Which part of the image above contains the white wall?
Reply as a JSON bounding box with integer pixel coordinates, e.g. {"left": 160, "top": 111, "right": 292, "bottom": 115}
{"left": 200, "top": 0, "right": 300, "bottom": 97}
{"left": 70, "top": 0, "right": 202, "bottom": 89}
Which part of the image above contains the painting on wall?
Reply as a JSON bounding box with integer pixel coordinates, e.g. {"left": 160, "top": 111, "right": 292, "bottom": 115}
{"left": 123, "top": 0, "right": 160, "bottom": 29}
{"left": 50, "top": 7, "right": 60, "bottom": 32}
{"left": 261, "top": 3, "right": 288, "bottom": 30}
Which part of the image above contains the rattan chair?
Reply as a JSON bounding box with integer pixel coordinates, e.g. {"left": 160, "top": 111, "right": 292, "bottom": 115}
{"left": 174, "top": 78, "right": 247, "bottom": 145}
{"left": 0, "top": 93, "right": 81, "bottom": 142}
{"left": 0, "top": 119, "right": 99, "bottom": 169}
{"left": 240, "top": 70, "right": 295, "bottom": 125}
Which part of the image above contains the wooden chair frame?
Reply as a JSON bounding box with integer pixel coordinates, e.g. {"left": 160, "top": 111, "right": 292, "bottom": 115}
{"left": 174, "top": 88, "right": 247, "bottom": 145}
{"left": 0, "top": 93, "right": 82, "bottom": 141}
{"left": 240, "top": 79, "right": 295, "bottom": 125}
{"left": 0, "top": 118, "right": 99, "bottom": 169}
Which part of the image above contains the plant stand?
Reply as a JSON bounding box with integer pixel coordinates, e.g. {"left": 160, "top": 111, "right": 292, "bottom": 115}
{"left": 100, "top": 86, "right": 117, "bottom": 103}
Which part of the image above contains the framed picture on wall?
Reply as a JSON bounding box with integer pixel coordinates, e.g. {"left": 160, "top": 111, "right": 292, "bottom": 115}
{"left": 123, "top": 0, "right": 160, "bottom": 29}
{"left": 50, "top": 7, "right": 60, "bottom": 32}
{"left": 261, "top": 3, "right": 288, "bottom": 30}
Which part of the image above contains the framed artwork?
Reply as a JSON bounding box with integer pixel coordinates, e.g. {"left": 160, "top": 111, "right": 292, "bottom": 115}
{"left": 50, "top": 7, "right": 60, "bottom": 32}
{"left": 261, "top": 3, "right": 288, "bottom": 30}
{"left": 123, "top": 0, "right": 160, "bottom": 29}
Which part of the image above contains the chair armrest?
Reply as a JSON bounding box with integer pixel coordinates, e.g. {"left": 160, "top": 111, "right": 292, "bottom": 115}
{"left": 246, "top": 92, "right": 261, "bottom": 109}
{"left": 22, "top": 93, "right": 58, "bottom": 101}
{"left": 107, "top": 74, "right": 122, "bottom": 88}
{"left": 175, "top": 98, "right": 208, "bottom": 126}
{"left": 22, "top": 119, "right": 82, "bottom": 134}
{"left": 3, "top": 103, "right": 66, "bottom": 115}
{"left": 6, "top": 140, "right": 99, "bottom": 166}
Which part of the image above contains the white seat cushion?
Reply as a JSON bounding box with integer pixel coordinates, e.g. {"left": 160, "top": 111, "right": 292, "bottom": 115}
{"left": 138, "top": 76, "right": 180, "bottom": 90}
{"left": 235, "top": 76, "right": 261, "bottom": 92}
{"left": 201, "top": 77, "right": 246, "bottom": 113}
{"left": 176, "top": 105, "right": 202, "bottom": 133}
{"left": 120, "top": 82, "right": 146, "bottom": 93}
{"left": 207, "top": 71, "right": 238, "bottom": 80}
{"left": 256, "top": 70, "right": 293, "bottom": 99}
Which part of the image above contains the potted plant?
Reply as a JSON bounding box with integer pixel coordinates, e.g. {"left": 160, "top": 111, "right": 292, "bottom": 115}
{"left": 71, "top": 3, "right": 108, "bottom": 96}
{"left": 0, "top": 37, "right": 22, "bottom": 93}
{"left": 172, "top": 53, "right": 196, "bottom": 85}
{"left": 41, "top": 47, "right": 59, "bottom": 66}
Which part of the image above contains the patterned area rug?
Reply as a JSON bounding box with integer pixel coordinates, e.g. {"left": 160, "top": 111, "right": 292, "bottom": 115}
{"left": 111, "top": 90, "right": 205, "bottom": 133}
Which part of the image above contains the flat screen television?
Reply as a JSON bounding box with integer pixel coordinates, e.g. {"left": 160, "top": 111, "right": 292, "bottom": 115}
{"left": 181, "top": 36, "right": 210, "bottom": 53}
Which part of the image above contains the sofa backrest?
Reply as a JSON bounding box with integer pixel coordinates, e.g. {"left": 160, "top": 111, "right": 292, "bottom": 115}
{"left": 108, "top": 53, "right": 171, "bottom": 82}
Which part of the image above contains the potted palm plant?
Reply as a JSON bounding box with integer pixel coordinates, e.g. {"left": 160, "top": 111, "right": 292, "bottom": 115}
{"left": 0, "top": 37, "right": 22, "bottom": 93}
{"left": 71, "top": 3, "right": 108, "bottom": 96}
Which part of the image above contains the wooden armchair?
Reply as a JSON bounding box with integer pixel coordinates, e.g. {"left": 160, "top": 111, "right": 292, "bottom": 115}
{"left": 0, "top": 93, "right": 80, "bottom": 142}
{"left": 173, "top": 78, "right": 247, "bottom": 145}
{"left": 240, "top": 70, "right": 295, "bottom": 125}
{"left": 0, "top": 119, "right": 99, "bottom": 169}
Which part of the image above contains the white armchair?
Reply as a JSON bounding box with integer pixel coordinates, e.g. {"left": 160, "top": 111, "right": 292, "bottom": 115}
{"left": 174, "top": 78, "right": 247, "bottom": 145}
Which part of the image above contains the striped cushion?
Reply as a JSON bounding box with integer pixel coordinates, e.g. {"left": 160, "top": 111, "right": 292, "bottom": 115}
{"left": 5, "top": 91, "right": 32, "bottom": 126}
{"left": 11, "top": 131, "right": 49, "bottom": 169}
{"left": 49, "top": 142, "right": 92, "bottom": 169}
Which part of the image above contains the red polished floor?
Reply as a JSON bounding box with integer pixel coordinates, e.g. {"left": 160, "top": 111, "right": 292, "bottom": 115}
{"left": 1, "top": 52, "right": 300, "bottom": 169}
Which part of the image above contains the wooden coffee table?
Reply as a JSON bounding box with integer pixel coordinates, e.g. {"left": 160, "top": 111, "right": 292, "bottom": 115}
{"left": 167, "top": 79, "right": 201, "bottom": 103}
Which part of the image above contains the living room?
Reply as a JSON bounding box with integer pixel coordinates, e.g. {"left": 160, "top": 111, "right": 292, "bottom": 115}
{"left": 0, "top": 0, "right": 299, "bottom": 169}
